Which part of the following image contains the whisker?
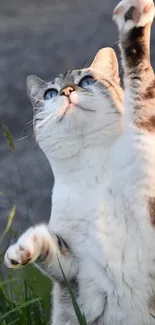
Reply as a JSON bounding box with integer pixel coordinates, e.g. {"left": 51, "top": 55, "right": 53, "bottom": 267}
{"left": 34, "top": 115, "right": 57, "bottom": 146}
{"left": 15, "top": 135, "right": 29, "bottom": 141}
{"left": 47, "top": 115, "right": 57, "bottom": 132}
{"left": 84, "top": 52, "right": 96, "bottom": 68}
{"left": 36, "top": 112, "right": 56, "bottom": 129}
{"left": 26, "top": 111, "right": 47, "bottom": 127}
{"left": 30, "top": 94, "right": 45, "bottom": 104}
{"left": 34, "top": 111, "right": 45, "bottom": 117}
{"left": 33, "top": 113, "right": 46, "bottom": 121}
{"left": 114, "top": 39, "right": 119, "bottom": 46}
{"left": 35, "top": 111, "right": 56, "bottom": 134}
{"left": 26, "top": 119, "right": 33, "bottom": 126}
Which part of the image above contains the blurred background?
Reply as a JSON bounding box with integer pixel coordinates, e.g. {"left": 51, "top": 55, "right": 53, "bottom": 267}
{"left": 1, "top": 1, "right": 155, "bottom": 323}
{"left": 0, "top": 0, "right": 155, "bottom": 235}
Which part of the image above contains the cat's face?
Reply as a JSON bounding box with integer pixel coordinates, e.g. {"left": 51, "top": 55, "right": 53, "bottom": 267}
{"left": 27, "top": 48, "right": 123, "bottom": 160}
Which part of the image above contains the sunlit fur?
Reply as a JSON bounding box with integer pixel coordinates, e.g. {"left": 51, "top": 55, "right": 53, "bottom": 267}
{"left": 5, "top": 48, "right": 124, "bottom": 325}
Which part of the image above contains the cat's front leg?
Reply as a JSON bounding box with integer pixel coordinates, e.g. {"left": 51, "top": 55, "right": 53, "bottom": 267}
{"left": 4, "top": 224, "right": 77, "bottom": 281}
{"left": 113, "top": 0, "right": 155, "bottom": 76}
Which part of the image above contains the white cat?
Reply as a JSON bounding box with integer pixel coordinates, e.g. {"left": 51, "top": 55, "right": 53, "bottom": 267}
{"left": 4, "top": 48, "right": 123, "bottom": 324}
{"left": 5, "top": 0, "right": 155, "bottom": 322}
{"left": 5, "top": 0, "right": 155, "bottom": 323}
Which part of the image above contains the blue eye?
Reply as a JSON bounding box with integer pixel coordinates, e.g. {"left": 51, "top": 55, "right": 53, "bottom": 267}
{"left": 44, "top": 88, "right": 58, "bottom": 100}
{"left": 78, "top": 76, "right": 95, "bottom": 88}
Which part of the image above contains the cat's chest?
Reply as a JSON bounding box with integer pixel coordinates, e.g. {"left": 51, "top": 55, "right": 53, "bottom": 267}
{"left": 50, "top": 175, "right": 104, "bottom": 236}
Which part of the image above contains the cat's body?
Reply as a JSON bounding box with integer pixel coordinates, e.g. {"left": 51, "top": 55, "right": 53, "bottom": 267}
{"left": 4, "top": 49, "right": 124, "bottom": 324}
{"left": 50, "top": 150, "right": 114, "bottom": 325}
{"left": 32, "top": 60, "right": 124, "bottom": 325}
{"left": 48, "top": 129, "right": 118, "bottom": 325}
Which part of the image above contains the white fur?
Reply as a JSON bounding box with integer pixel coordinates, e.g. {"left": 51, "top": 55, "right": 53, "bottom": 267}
{"left": 49, "top": 2, "right": 155, "bottom": 324}
{"left": 39, "top": 73, "right": 124, "bottom": 324}
{"left": 5, "top": 4, "right": 155, "bottom": 322}
{"left": 5, "top": 14, "right": 155, "bottom": 322}
{"left": 5, "top": 56, "right": 124, "bottom": 324}
{"left": 4, "top": 224, "right": 76, "bottom": 280}
{"left": 99, "top": 1, "right": 155, "bottom": 324}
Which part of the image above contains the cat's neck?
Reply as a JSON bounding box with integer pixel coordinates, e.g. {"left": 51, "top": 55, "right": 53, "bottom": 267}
{"left": 51, "top": 144, "right": 111, "bottom": 196}
{"left": 49, "top": 144, "right": 112, "bottom": 226}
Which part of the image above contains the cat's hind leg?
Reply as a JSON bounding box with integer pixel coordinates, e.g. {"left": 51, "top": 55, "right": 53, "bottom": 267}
{"left": 51, "top": 282, "right": 79, "bottom": 325}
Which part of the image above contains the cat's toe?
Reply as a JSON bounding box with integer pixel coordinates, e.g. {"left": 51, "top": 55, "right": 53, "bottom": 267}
{"left": 113, "top": 0, "right": 126, "bottom": 30}
{"left": 4, "top": 243, "right": 32, "bottom": 269}
{"left": 113, "top": 0, "right": 155, "bottom": 31}
{"left": 113, "top": 0, "right": 124, "bottom": 17}
{"left": 138, "top": 0, "right": 155, "bottom": 26}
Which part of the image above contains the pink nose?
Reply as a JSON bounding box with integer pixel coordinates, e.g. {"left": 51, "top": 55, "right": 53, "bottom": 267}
{"left": 61, "top": 86, "right": 74, "bottom": 97}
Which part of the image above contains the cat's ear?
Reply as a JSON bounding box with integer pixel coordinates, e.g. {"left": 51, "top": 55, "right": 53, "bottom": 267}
{"left": 26, "top": 75, "right": 47, "bottom": 106}
{"left": 90, "top": 48, "right": 120, "bottom": 84}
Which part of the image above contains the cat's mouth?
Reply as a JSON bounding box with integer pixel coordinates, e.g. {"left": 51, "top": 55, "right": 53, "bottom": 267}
{"left": 58, "top": 100, "right": 95, "bottom": 122}
{"left": 68, "top": 102, "right": 95, "bottom": 113}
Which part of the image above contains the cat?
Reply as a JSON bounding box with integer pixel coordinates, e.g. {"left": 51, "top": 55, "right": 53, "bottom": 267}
{"left": 5, "top": 0, "right": 155, "bottom": 323}
{"left": 4, "top": 47, "right": 123, "bottom": 325}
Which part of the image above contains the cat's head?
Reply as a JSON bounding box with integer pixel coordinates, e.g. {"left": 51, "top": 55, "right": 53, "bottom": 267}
{"left": 26, "top": 48, "right": 123, "bottom": 161}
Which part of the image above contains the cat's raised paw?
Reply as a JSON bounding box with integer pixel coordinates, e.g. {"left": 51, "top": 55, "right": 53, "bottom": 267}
{"left": 4, "top": 230, "right": 42, "bottom": 269}
{"left": 4, "top": 244, "right": 31, "bottom": 269}
{"left": 113, "top": 0, "right": 155, "bottom": 32}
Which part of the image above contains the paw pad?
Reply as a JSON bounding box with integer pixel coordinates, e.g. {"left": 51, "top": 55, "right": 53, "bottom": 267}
{"left": 124, "top": 6, "right": 141, "bottom": 24}
{"left": 113, "top": 0, "right": 155, "bottom": 31}
{"left": 4, "top": 244, "right": 33, "bottom": 269}
{"left": 10, "top": 259, "right": 19, "bottom": 266}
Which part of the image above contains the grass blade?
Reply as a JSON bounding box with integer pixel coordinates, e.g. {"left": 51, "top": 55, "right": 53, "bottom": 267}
{"left": 0, "top": 278, "right": 18, "bottom": 288}
{"left": 0, "top": 205, "right": 16, "bottom": 244}
{"left": 0, "top": 297, "right": 41, "bottom": 321}
{"left": 57, "top": 256, "right": 87, "bottom": 325}
{"left": 2, "top": 123, "right": 15, "bottom": 152}
{"left": 150, "top": 314, "right": 155, "bottom": 319}
{"left": 6, "top": 318, "right": 20, "bottom": 325}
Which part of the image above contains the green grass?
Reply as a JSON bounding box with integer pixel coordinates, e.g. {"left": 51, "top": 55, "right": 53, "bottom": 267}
{"left": 0, "top": 211, "right": 86, "bottom": 325}
{"left": 0, "top": 238, "right": 87, "bottom": 325}
{"left": 0, "top": 256, "right": 51, "bottom": 325}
